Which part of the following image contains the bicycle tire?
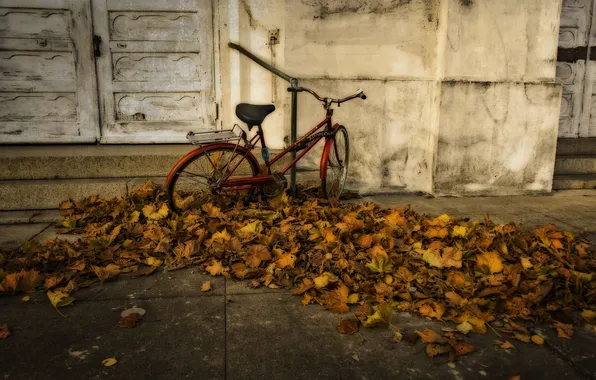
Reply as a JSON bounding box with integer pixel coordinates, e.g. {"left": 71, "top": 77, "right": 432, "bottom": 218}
{"left": 166, "top": 144, "right": 260, "bottom": 213}
{"left": 321, "top": 126, "right": 350, "bottom": 199}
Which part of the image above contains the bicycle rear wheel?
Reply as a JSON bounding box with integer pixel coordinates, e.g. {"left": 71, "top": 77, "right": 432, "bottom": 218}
{"left": 321, "top": 126, "right": 350, "bottom": 199}
{"left": 166, "top": 145, "right": 260, "bottom": 213}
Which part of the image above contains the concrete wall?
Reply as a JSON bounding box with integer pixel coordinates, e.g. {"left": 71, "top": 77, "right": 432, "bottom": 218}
{"left": 218, "top": 0, "right": 563, "bottom": 195}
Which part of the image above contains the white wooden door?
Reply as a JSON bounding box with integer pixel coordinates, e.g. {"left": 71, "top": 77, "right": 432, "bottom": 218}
{"left": 0, "top": 0, "right": 99, "bottom": 143}
{"left": 557, "top": 0, "right": 596, "bottom": 138}
{"left": 92, "top": 0, "right": 216, "bottom": 143}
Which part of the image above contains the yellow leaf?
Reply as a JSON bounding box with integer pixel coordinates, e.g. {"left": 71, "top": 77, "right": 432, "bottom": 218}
{"left": 206, "top": 260, "right": 224, "bottom": 276}
{"left": 520, "top": 257, "right": 533, "bottom": 270}
{"left": 314, "top": 275, "right": 329, "bottom": 289}
{"left": 531, "top": 335, "right": 544, "bottom": 345}
{"left": 366, "top": 254, "right": 393, "bottom": 274}
{"left": 457, "top": 321, "right": 473, "bottom": 334}
{"left": 143, "top": 257, "right": 163, "bottom": 267}
{"left": 452, "top": 225, "right": 468, "bottom": 237}
{"left": 385, "top": 211, "right": 406, "bottom": 226}
{"left": 581, "top": 309, "right": 596, "bottom": 323}
{"left": 102, "top": 358, "right": 117, "bottom": 367}
{"left": 239, "top": 220, "right": 263, "bottom": 235}
{"left": 476, "top": 251, "right": 504, "bottom": 274}
{"left": 21, "top": 295, "right": 30, "bottom": 302}
{"left": 45, "top": 275, "right": 65, "bottom": 290}
{"left": 202, "top": 203, "right": 225, "bottom": 218}
{"left": 347, "top": 293, "right": 360, "bottom": 304}
{"left": 275, "top": 253, "right": 296, "bottom": 269}
{"left": 129, "top": 210, "right": 140, "bottom": 223}
{"left": 201, "top": 281, "right": 212, "bottom": 292}
{"left": 47, "top": 290, "right": 73, "bottom": 308}
{"left": 211, "top": 229, "right": 231, "bottom": 243}
{"left": 363, "top": 302, "right": 393, "bottom": 327}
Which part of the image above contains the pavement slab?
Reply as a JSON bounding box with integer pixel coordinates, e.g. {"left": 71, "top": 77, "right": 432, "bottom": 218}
{"left": 225, "top": 293, "right": 586, "bottom": 380}
{"left": 0, "top": 296, "right": 226, "bottom": 380}
{"left": 0, "top": 223, "right": 49, "bottom": 251}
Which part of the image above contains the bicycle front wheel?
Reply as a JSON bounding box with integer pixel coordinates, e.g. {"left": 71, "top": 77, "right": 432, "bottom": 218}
{"left": 166, "top": 145, "right": 260, "bottom": 213}
{"left": 321, "top": 126, "right": 350, "bottom": 199}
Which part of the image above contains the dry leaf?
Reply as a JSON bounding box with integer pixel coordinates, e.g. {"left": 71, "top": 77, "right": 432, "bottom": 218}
{"left": 118, "top": 313, "right": 141, "bottom": 328}
{"left": 0, "top": 324, "right": 10, "bottom": 339}
{"left": 337, "top": 318, "right": 359, "bottom": 334}
{"left": 102, "top": 358, "right": 117, "bottom": 367}
{"left": 201, "top": 281, "right": 212, "bottom": 292}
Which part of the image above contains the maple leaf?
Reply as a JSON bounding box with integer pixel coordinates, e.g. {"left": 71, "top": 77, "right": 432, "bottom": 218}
{"left": 476, "top": 251, "right": 504, "bottom": 274}
{"left": 366, "top": 254, "right": 393, "bottom": 274}
{"left": 275, "top": 253, "right": 296, "bottom": 269}
{"left": 0, "top": 324, "right": 11, "bottom": 339}
{"left": 206, "top": 260, "right": 225, "bottom": 276}
{"left": 337, "top": 318, "right": 359, "bottom": 334}
{"left": 244, "top": 245, "right": 272, "bottom": 268}
{"left": 363, "top": 302, "right": 393, "bottom": 327}
{"left": 1, "top": 272, "right": 20, "bottom": 293}
{"left": 47, "top": 290, "right": 73, "bottom": 308}
{"left": 320, "top": 283, "right": 351, "bottom": 313}
{"left": 201, "top": 281, "right": 212, "bottom": 292}
{"left": 142, "top": 203, "right": 169, "bottom": 220}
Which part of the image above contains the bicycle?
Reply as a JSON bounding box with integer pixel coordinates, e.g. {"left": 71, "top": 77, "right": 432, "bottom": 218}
{"left": 165, "top": 86, "right": 367, "bottom": 213}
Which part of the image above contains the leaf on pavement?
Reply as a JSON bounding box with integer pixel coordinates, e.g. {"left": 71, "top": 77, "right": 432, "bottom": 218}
{"left": 201, "top": 280, "right": 212, "bottom": 292}
{"left": 337, "top": 318, "right": 359, "bottom": 335}
{"left": 0, "top": 324, "right": 11, "bottom": 339}
{"left": 102, "top": 357, "right": 117, "bottom": 367}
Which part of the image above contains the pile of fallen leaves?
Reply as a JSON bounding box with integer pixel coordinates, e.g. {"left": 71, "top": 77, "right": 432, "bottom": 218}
{"left": 1, "top": 181, "right": 595, "bottom": 359}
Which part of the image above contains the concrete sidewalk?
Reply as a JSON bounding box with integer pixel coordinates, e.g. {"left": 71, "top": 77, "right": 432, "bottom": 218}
{"left": 1, "top": 191, "right": 595, "bottom": 380}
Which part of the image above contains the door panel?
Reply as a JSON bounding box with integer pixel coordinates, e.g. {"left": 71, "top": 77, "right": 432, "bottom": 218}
{"left": 93, "top": 0, "right": 215, "bottom": 143}
{"left": 0, "top": 0, "right": 99, "bottom": 143}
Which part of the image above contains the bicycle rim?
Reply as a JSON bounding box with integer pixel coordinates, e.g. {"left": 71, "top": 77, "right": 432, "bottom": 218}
{"left": 323, "top": 127, "right": 349, "bottom": 199}
{"left": 168, "top": 147, "right": 259, "bottom": 213}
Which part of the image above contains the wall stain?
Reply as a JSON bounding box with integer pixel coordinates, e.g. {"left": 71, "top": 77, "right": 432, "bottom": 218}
{"left": 303, "top": 0, "right": 412, "bottom": 20}
{"left": 241, "top": 0, "right": 263, "bottom": 29}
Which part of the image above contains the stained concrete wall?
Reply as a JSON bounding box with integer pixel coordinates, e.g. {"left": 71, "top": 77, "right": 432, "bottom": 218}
{"left": 218, "top": 0, "right": 563, "bottom": 195}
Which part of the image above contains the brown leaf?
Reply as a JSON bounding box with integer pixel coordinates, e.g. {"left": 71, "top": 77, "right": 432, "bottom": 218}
{"left": 531, "top": 335, "right": 544, "bottom": 345}
{"left": 494, "top": 340, "right": 515, "bottom": 350}
{"left": 476, "top": 251, "right": 504, "bottom": 274}
{"left": 426, "top": 343, "right": 451, "bottom": 357}
{"left": 0, "top": 324, "right": 11, "bottom": 339}
{"left": 201, "top": 281, "right": 212, "bottom": 292}
{"left": 118, "top": 313, "right": 141, "bottom": 328}
{"left": 206, "top": 260, "right": 225, "bottom": 276}
{"left": 416, "top": 329, "right": 446, "bottom": 344}
{"left": 454, "top": 342, "right": 475, "bottom": 356}
{"left": 337, "top": 318, "right": 359, "bottom": 335}
{"left": 551, "top": 322, "right": 573, "bottom": 340}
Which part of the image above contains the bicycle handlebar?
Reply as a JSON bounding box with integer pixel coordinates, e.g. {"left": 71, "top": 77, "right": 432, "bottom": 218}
{"left": 287, "top": 86, "right": 367, "bottom": 106}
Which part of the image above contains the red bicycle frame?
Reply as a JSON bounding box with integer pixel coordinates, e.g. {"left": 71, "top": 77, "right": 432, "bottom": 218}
{"left": 219, "top": 107, "right": 339, "bottom": 190}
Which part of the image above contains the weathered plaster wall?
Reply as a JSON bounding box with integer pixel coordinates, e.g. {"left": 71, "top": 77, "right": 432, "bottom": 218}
{"left": 435, "top": 82, "right": 562, "bottom": 195}
{"left": 433, "top": 0, "right": 563, "bottom": 195}
{"left": 219, "top": 0, "right": 563, "bottom": 195}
